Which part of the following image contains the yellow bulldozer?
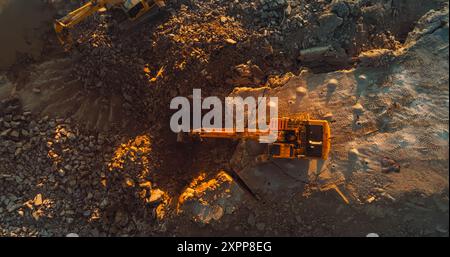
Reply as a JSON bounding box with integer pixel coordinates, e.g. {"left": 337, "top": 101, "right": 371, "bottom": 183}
{"left": 54, "top": 0, "right": 166, "bottom": 47}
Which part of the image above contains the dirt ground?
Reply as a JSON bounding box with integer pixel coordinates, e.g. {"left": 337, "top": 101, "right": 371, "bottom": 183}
{"left": 0, "top": 0, "right": 448, "bottom": 237}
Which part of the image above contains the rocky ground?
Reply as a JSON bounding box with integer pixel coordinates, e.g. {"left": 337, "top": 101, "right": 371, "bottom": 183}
{"left": 0, "top": 0, "right": 448, "bottom": 236}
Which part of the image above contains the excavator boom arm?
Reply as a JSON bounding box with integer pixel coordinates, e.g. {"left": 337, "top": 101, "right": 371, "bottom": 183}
{"left": 56, "top": 2, "right": 99, "bottom": 29}
{"left": 54, "top": 0, "right": 109, "bottom": 45}
{"left": 192, "top": 129, "right": 270, "bottom": 141}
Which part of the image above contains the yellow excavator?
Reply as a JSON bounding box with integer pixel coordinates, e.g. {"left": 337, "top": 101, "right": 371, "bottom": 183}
{"left": 185, "top": 114, "right": 331, "bottom": 201}
{"left": 189, "top": 114, "right": 331, "bottom": 160}
{"left": 54, "top": 0, "right": 166, "bottom": 47}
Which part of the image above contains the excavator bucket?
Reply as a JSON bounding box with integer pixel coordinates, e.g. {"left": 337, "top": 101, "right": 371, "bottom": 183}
{"left": 54, "top": 21, "right": 73, "bottom": 48}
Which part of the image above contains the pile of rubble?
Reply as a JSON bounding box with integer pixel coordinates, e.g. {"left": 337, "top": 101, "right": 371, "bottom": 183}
{"left": 247, "top": 0, "right": 444, "bottom": 71}
{"left": 0, "top": 96, "right": 162, "bottom": 236}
